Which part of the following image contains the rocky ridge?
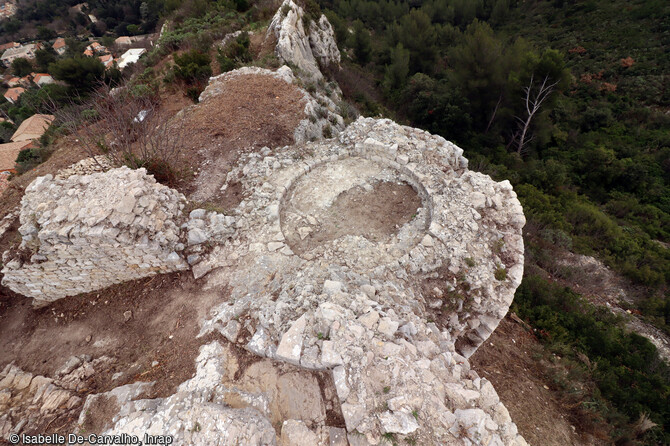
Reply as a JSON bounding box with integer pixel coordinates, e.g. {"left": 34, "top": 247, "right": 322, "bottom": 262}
{"left": 198, "top": 65, "right": 345, "bottom": 145}
{"left": 267, "top": 0, "right": 341, "bottom": 80}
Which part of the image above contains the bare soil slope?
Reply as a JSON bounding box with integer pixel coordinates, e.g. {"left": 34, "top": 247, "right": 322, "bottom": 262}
{"left": 471, "top": 317, "right": 608, "bottom": 446}
{"left": 181, "top": 73, "right": 308, "bottom": 204}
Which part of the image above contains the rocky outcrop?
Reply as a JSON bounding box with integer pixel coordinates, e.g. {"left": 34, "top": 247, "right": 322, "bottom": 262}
{"left": 85, "top": 343, "right": 278, "bottom": 445}
{"left": 95, "top": 117, "right": 527, "bottom": 445}
{"left": 0, "top": 356, "right": 114, "bottom": 440}
{"left": 308, "top": 15, "right": 341, "bottom": 69}
{"left": 0, "top": 167, "right": 235, "bottom": 306}
{"left": 267, "top": 0, "right": 340, "bottom": 80}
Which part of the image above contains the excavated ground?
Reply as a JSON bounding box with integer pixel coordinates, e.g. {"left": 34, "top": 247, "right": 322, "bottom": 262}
{"left": 181, "top": 73, "right": 308, "bottom": 205}
{"left": 281, "top": 156, "right": 423, "bottom": 255}
{"left": 0, "top": 71, "right": 335, "bottom": 441}
{"left": 306, "top": 181, "right": 420, "bottom": 245}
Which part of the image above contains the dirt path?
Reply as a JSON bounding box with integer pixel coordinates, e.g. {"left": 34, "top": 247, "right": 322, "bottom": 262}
{"left": 181, "top": 73, "right": 308, "bottom": 204}
{"left": 556, "top": 252, "right": 670, "bottom": 362}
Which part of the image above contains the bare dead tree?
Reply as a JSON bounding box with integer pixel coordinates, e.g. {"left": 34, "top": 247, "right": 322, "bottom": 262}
{"left": 511, "top": 74, "right": 559, "bottom": 155}
{"left": 53, "top": 84, "right": 185, "bottom": 181}
{"left": 485, "top": 93, "right": 503, "bottom": 134}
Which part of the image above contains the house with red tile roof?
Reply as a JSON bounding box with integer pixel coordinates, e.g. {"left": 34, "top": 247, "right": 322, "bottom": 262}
{"left": 4, "top": 86, "right": 24, "bottom": 103}
{"left": 33, "top": 73, "right": 54, "bottom": 87}
{"left": 98, "top": 54, "right": 114, "bottom": 69}
{"left": 0, "top": 42, "right": 19, "bottom": 52}
{"left": 52, "top": 37, "right": 66, "bottom": 55}
{"left": 0, "top": 140, "right": 33, "bottom": 173}
{"left": 19, "top": 74, "right": 32, "bottom": 86}
{"left": 11, "top": 114, "right": 55, "bottom": 142}
{"left": 84, "top": 41, "right": 107, "bottom": 57}
{"left": 0, "top": 1, "right": 17, "bottom": 19}
{"left": 6, "top": 75, "right": 20, "bottom": 87}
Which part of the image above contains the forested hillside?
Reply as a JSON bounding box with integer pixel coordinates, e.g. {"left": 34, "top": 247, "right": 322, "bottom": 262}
{"left": 317, "top": 0, "right": 670, "bottom": 443}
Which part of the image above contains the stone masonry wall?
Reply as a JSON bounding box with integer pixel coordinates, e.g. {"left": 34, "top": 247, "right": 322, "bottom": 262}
{"left": 1, "top": 167, "right": 189, "bottom": 306}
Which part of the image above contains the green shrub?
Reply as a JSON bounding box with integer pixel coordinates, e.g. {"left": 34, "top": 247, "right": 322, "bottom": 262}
{"left": 514, "top": 275, "right": 670, "bottom": 443}
{"left": 173, "top": 50, "right": 212, "bottom": 84}
{"left": 281, "top": 4, "right": 291, "bottom": 17}
{"left": 15, "top": 148, "right": 40, "bottom": 164}
{"left": 217, "top": 54, "right": 237, "bottom": 73}
{"left": 186, "top": 86, "right": 201, "bottom": 103}
{"left": 322, "top": 123, "right": 332, "bottom": 138}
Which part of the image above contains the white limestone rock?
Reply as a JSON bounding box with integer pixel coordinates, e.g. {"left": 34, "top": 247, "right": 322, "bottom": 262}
{"left": 267, "top": 0, "right": 340, "bottom": 80}
{"left": 378, "top": 410, "right": 419, "bottom": 435}
{"left": 276, "top": 314, "right": 308, "bottom": 365}
{"left": 281, "top": 419, "right": 319, "bottom": 446}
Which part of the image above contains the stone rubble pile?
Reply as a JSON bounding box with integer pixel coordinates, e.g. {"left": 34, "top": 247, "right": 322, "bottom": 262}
{"left": 98, "top": 117, "right": 527, "bottom": 445}
{"left": 54, "top": 155, "right": 114, "bottom": 179}
{"left": 0, "top": 167, "right": 233, "bottom": 306}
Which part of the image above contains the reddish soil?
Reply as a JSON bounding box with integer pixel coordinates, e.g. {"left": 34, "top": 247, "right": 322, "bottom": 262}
{"left": 178, "top": 73, "right": 307, "bottom": 205}
{"left": 471, "top": 317, "right": 609, "bottom": 446}
{"left": 315, "top": 181, "right": 420, "bottom": 242}
{"left": 285, "top": 180, "right": 422, "bottom": 254}
{"left": 0, "top": 272, "right": 225, "bottom": 397}
{"left": 0, "top": 271, "right": 229, "bottom": 436}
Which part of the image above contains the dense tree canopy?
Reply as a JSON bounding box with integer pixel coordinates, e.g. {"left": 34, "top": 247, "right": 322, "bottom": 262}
{"left": 48, "top": 57, "right": 106, "bottom": 91}
{"left": 11, "top": 58, "right": 34, "bottom": 77}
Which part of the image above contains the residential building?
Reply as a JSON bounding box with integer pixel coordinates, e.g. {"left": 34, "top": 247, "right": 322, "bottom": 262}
{"left": 11, "top": 114, "right": 55, "bottom": 142}
{"left": 0, "top": 42, "right": 19, "bottom": 52}
{"left": 98, "top": 54, "right": 114, "bottom": 69}
{"left": 117, "top": 48, "right": 146, "bottom": 69}
{"left": 52, "top": 37, "right": 66, "bottom": 55}
{"left": 115, "top": 36, "right": 132, "bottom": 46}
{"left": 0, "top": 1, "right": 17, "bottom": 19}
{"left": 33, "top": 73, "right": 54, "bottom": 87}
{"left": 5, "top": 76, "right": 20, "bottom": 87}
{"left": 4, "top": 87, "right": 24, "bottom": 104}
{"left": 18, "top": 74, "right": 32, "bottom": 86}
{"left": 1, "top": 43, "right": 40, "bottom": 66}
{"left": 0, "top": 140, "right": 33, "bottom": 173}
{"left": 83, "top": 41, "right": 107, "bottom": 57}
